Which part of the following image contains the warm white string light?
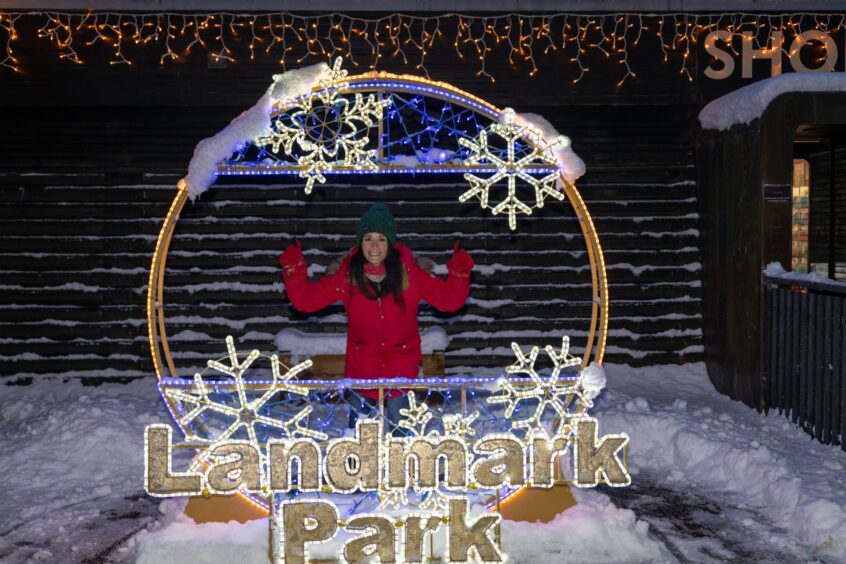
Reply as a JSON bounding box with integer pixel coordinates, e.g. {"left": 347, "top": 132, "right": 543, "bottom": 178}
{"left": 1, "top": 11, "right": 842, "bottom": 81}
{"left": 459, "top": 117, "right": 563, "bottom": 231}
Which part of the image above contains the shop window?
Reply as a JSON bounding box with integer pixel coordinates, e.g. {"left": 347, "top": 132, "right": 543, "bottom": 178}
{"left": 791, "top": 159, "right": 809, "bottom": 273}
{"left": 793, "top": 126, "right": 845, "bottom": 281}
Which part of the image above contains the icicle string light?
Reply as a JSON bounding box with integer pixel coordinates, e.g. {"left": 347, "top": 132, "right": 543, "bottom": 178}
{"left": 0, "top": 11, "right": 843, "bottom": 80}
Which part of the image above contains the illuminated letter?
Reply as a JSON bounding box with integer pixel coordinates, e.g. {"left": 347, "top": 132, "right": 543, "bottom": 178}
{"left": 144, "top": 425, "right": 203, "bottom": 496}
{"left": 388, "top": 438, "right": 467, "bottom": 489}
{"left": 742, "top": 31, "right": 783, "bottom": 78}
{"left": 447, "top": 499, "right": 502, "bottom": 563}
{"left": 788, "top": 30, "right": 837, "bottom": 72}
{"left": 471, "top": 437, "right": 525, "bottom": 487}
{"left": 704, "top": 30, "right": 735, "bottom": 80}
{"left": 575, "top": 418, "right": 630, "bottom": 486}
{"left": 282, "top": 501, "right": 339, "bottom": 564}
{"left": 324, "top": 420, "right": 380, "bottom": 492}
{"left": 269, "top": 439, "right": 321, "bottom": 492}
{"left": 404, "top": 516, "right": 441, "bottom": 563}
{"left": 343, "top": 516, "right": 397, "bottom": 564}
{"left": 205, "top": 441, "right": 262, "bottom": 493}
{"left": 529, "top": 434, "right": 570, "bottom": 487}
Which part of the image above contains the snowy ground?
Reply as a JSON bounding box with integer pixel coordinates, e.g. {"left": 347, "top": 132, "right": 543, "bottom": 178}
{"left": 1, "top": 363, "right": 845, "bottom": 563}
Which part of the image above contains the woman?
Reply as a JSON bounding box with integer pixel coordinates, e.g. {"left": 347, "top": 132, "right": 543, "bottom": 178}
{"left": 279, "top": 203, "right": 474, "bottom": 433}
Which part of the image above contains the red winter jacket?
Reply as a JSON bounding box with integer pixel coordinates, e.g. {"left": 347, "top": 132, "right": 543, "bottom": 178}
{"left": 281, "top": 243, "right": 470, "bottom": 399}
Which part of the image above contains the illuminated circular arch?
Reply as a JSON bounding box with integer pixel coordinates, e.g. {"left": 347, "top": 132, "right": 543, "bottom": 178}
{"left": 147, "top": 70, "right": 608, "bottom": 384}
{"left": 146, "top": 65, "right": 611, "bottom": 520}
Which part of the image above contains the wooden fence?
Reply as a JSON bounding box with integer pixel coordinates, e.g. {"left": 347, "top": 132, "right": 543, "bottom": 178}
{"left": 763, "top": 273, "right": 846, "bottom": 449}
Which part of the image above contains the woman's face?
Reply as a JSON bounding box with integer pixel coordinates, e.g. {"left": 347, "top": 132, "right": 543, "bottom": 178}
{"left": 361, "top": 232, "right": 389, "bottom": 267}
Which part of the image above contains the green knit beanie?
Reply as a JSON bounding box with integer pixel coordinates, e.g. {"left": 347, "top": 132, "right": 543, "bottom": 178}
{"left": 357, "top": 203, "right": 397, "bottom": 245}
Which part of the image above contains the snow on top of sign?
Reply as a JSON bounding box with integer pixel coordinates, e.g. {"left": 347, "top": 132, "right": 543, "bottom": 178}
{"left": 501, "top": 108, "right": 586, "bottom": 183}
{"left": 580, "top": 362, "right": 607, "bottom": 401}
{"left": 183, "top": 62, "right": 330, "bottom": 200}
{"left": 699, "top": 73, "right": 846, "bottom": 131}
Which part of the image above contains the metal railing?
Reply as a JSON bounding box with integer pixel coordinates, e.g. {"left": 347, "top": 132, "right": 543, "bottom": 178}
{"left": 763, "top": 272, "right": 846, "bottom": 450}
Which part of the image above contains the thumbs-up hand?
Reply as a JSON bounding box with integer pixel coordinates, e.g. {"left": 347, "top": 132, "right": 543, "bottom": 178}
{"left": 446, "top": 241, "right": 474, "bottom": 278}
{"left": 279, "top": 238, "right": 305, "bottom": 276}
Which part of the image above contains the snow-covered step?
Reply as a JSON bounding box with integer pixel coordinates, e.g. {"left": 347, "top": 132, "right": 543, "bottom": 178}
{"left": 2, "top": 138, "right": 702, "bottom": 379}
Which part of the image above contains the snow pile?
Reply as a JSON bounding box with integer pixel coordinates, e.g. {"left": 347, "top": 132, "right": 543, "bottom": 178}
{"left": 580, "top": 362, "right": 607, "bottom": 401}
{"left": 4, "top": 362, "right": 846, "bottom": 561}
{"left": 500, "top": 107, "right": 586, "bottom": 183}
{"left": 699, "top": 73, "right": 846, "bottom": 131}
{"left": 420, "top": 326, "right": 451, "bottom": 352}
{"left": 0, "top": 378, "right": 164, "bottom": 562}
{"left": 502, "top": 489, "right": 668, "bottom": 563}
{"left": 134, "top": 489, "right": 668, "bottom": 563}
{"left": 274, "top": 328, "right": 346, "bottom": 355}
{"left": 597, "top": 363, "right": 846, "bottom": 561}
{"left": 135, "top": 507, "right": 269, "bottom": 564}
{"left": 274, "top": 326, "right": 451, "bottom": 356}
{"left": 184, "top": 62, "right": 330, "bottom": 200}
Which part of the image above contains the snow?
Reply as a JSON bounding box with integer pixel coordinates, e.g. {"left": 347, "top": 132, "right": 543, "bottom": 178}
{"left": 175, "top": 281, "right": 285, "bottom": 295}
{"left": 130, "top": 488, "right": 667, "bottom": 563}
{"left": 3, "top": 362, "right": 846, "bottom": 562}
{"left": 598, "top": 364, "right": 846, "bottom": 561}
{"left": 699, "top": 73, "right": 846, "bottom": 131}
{"left": 607, "top": 262, "right": 701, "bottom": 276}
{"left": 135, "top": 511, "right": 269, "bottom": 564}
{"left": 500, "top": 490, "right": 666, "bottom": 562}
{"left": 274, "top": 326, "right": 451, "bottom": 356}
{"left": 183, "top": 62, "right": 330, "bottom": 200}
{"left": 168, "top": 330, "right": 214, "bottom": 342}
{"left": 764, "top": 261, "right": 846, "bottom": 288}
{"left": 0, "top": 378, "right": 164, "bottom": 562}
{"left": 0, "top": 282, "right": 102, "bottom": 293}
{"left": 500, "top": 108, "right": 586, "bottom": 183}
{"left": 388, "top": 149, "right": 458, "bottom": 167}
{"left": 580, "top": 362, "right": 607, "bottom": 401}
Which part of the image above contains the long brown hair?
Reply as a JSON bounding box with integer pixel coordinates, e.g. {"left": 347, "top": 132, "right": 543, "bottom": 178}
{"left": 349, "top": 247, "right": 405, "bottom": 306}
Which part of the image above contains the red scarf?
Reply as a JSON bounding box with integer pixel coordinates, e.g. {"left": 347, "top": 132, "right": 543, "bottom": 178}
{"left": 363, "top": 263, "right": 387, "bottom": 276}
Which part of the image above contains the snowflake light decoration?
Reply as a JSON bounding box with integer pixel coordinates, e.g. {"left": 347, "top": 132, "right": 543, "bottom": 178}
{"left": 443, "top": 411, "right": 479, "bottom": 439}
{"left": 162, "top": 335, "right": 327, "bottom": 454}
{"left": 458, "top": 116, "right": 564, "bottom": 230}
{"left": 396, "top": 392, "right": 434, "bottom": 437}
{"left": 255, "top": 58, "right": 391, "bottom": 194}
{"left": 487, "top": 336, "right": 590, "bottom": 436}
{"left": 377, "top": 481, "right": 410, "bottom": 510}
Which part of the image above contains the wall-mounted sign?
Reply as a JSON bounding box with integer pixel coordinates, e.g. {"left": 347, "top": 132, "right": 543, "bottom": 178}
{"left": 764, "top": 183, "right": 792, "bottom": 204}
{"left": 704, "top": 30, "right": 839, "bottom": 80}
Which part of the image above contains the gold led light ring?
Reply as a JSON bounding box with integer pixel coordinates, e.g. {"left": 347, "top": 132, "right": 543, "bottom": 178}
{"left": 147, "top": 71, "right": 608, "bottom": 383}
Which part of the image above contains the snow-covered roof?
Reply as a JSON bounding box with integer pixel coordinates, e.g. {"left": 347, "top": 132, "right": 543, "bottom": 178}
{"left": 699, "top": 73, "right": 846, "bottom": 131}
